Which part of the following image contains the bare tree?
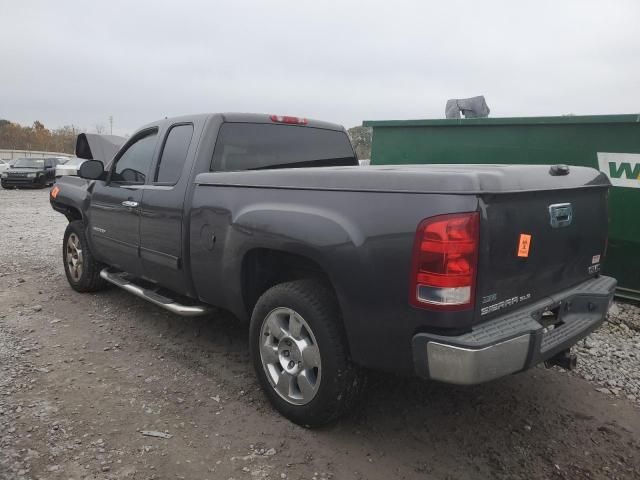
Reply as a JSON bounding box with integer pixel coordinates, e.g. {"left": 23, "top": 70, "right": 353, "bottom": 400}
{"left": 94, "top": 123, "right": 106, "bottom": 134}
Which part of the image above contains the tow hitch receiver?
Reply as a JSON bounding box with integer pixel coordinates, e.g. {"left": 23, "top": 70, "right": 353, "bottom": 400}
{"left": 545, "top": 349, "right": 577, "bottom": 371}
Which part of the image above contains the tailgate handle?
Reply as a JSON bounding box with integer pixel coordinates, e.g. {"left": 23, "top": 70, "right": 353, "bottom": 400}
{"left": 548, "top": 203, "right": 573, "bottom": 228}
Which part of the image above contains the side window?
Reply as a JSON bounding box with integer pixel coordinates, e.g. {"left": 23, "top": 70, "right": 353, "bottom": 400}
{"left": 155, "top": 124, "right": 193, "bottom": 184}
{"left": 112, "top": 131, "right": 158, "bottom": 184}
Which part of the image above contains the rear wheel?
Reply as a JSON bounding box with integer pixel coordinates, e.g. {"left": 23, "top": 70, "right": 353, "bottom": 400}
{"left": 250, "top": 279, "right": 366, "bottom": 427}
{"left": 63, "top": 220, "right": 107, "bottom": 292}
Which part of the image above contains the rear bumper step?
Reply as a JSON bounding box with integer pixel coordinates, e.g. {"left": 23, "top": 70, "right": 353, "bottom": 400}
{"left": 100, "top": 269, "right": 212, "bottom": 317}
{"left": 412, "top": 275, "right": 616, "bottom": 385}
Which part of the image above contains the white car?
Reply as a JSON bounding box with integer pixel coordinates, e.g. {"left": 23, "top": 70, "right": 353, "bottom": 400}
{"left": 55, "top": 157, "right": 85, "bottom": 177}
{"left": 0, "top": 159, "right": 10, "bottom": 174}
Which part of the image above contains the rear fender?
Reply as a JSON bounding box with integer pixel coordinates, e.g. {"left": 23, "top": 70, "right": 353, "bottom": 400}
{"left": 217, "top": 203, "right": 364, "bottom": 326}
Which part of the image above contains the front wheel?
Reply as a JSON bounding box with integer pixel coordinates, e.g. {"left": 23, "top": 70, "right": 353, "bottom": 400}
{"left": 63, "top": 220, "right": 108, "bottom": 292}
{"left": 249, "top": 279, "right": 366, "bottom": 427}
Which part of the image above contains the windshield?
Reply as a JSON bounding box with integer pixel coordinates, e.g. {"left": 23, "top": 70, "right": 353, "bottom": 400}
{"left": 13, "top": 158, "right": 44, "bottom": 168}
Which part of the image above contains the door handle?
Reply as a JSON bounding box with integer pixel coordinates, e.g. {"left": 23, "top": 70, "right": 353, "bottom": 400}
{"left": 122, "top": 200, "right": 139, "bottom": 208}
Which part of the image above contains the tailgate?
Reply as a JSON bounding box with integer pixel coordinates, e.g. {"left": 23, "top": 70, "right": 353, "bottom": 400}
{"left": 476, "top": 186, "right": 609, "bottom": 320}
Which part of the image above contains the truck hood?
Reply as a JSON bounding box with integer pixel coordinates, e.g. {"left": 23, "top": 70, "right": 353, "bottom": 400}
{"left": 195, "top": 164, "right": 610, "bottom": 194}
{"left": 75, "top": 133, "right": 126, "bottom": 165}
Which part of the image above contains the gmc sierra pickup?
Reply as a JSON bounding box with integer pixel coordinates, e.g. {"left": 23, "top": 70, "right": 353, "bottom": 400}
{"left": 50, "top": 113, "right": 616, "bottom": 426}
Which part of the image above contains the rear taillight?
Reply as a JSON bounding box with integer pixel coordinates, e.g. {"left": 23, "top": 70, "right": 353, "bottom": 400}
{"left": 409, "top": 212, "right": 479, "bottom": 310}
{"left": 269, "top": 114, "right": 308, "bottom": 125}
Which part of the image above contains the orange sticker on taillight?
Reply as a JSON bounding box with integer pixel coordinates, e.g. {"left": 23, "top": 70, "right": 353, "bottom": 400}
{"left": 50, "top": 185, "right": 60, "bottom": 199}
{"left": 517, "top": 233, "right": 532, "bottom": 258}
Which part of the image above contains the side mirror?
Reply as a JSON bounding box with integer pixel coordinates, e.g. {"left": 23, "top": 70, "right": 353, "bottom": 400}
{"left": 78, "top": 160, "right": 106, "bottom": 180}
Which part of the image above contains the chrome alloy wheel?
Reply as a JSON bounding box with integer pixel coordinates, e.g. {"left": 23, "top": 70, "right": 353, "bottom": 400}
{"left": 259, "top": 307, "right": 322, "bottom": 405}
{"left": 66, "top": 232, "right": 83, "bottom": 282}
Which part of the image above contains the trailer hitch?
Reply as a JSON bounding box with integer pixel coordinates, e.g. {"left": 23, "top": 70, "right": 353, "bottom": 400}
{"left": 544, "top": 350, "right": 577, "bottom": 371}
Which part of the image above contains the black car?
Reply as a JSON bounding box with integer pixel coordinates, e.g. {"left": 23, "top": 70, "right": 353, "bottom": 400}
{"left": 1, "top": 157, "right": 62, "bottom": 189}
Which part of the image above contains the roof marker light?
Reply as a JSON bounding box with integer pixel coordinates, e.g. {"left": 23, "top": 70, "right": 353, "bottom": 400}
{"left": 269, "top": 115, "right": 308, "bottom": 125}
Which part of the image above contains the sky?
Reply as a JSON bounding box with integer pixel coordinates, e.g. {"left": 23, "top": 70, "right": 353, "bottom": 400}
{"left": 1, "top": 0, "right": 638, "bottom": 135}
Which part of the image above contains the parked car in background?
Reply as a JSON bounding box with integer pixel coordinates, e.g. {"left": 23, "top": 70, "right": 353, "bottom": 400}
{"left": 0, "top": 159, "right": 10, "bottom": 174}
{"left": 1, "top": 157, "right": 63, "bottom": 189}
{"left": 56, "top": 157, "right": 85, "bottom": 177}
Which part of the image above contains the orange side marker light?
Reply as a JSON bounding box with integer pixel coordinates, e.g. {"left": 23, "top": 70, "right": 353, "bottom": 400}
{"left": 50, "top": 185, "right": 60, "bottom": 199}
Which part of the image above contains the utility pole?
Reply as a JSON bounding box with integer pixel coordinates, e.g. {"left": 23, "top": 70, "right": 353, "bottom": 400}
{"left": 109, "top": 116, "right": 113, "bottom": 135}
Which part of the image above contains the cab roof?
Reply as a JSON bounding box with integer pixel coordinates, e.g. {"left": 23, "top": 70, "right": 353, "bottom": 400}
{"left": 138, "top": 113, "right": 346, "bottom": 133}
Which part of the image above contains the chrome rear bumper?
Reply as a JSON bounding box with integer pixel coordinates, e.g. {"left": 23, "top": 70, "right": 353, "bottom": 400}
{"left": 426, "top": 335, "right": 530, "bottom": 384}
{"left": 412, "top": 276, "right": 616, "bottom": 385}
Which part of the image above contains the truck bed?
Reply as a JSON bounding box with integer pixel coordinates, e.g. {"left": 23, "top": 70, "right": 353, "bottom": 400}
{"left": 190, "top": 163, "right": 610, "bottom": 373}
{"left": 194, "top": 164, "right": 610, "bottom": 194}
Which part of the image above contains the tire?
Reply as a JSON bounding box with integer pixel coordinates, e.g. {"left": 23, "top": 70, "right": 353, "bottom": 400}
{"left": 250, "top": 279, "right": 366, "bottom": 427}
{"left": 63, "top": 220, "right": 108, "bottom": 292}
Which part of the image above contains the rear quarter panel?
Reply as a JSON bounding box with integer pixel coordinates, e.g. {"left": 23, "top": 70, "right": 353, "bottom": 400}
{"left": 189, "top": 184, "right": 478, "bottom": 373}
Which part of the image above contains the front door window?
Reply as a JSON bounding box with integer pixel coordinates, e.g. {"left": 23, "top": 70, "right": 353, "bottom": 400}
{"left": 112, "top": 132, "right": 157, "bottom": 184}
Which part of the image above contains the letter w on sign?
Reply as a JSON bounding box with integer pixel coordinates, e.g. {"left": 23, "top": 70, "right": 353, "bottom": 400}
{"left": 597, "top": 152, "right": 640, "bottom": 188}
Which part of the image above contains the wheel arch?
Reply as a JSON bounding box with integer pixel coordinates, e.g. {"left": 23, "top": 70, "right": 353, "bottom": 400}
{"left": 241, "top": 248, "right": 337, "bottom": 318}
{"left": 63, "top": 205, "right": 83, "bottom": 223}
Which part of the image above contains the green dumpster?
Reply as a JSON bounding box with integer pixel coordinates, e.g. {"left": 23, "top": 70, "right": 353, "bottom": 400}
{"left": 363, "top": 114, "right": 640, "bottom": 300}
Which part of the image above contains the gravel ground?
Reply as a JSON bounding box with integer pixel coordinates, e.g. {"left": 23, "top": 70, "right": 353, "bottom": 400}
{"left": 1, "top": 187, "right": 639, "bottom": 480}
{"left": 574, "top": 304, "right": 640, "bottom": 404}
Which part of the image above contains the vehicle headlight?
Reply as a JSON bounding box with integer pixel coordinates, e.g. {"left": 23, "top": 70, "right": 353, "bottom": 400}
{"left": 1, "top": 173, "right": 7, "bottom": 178}
{"left": 27, "top": 173, "right": 37, "bottom": 178}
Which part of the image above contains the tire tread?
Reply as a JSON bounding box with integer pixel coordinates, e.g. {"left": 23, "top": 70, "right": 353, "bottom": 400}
{"left": 250, "top": 279, "right": 366, "bottom": 426}
{"left": 63, "top": 220, "right": 107, "bottom": 293}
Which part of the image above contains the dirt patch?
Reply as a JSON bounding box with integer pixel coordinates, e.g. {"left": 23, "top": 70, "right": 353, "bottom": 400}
{"left": 1, "top": 187, "right": 639, "bottom": 479}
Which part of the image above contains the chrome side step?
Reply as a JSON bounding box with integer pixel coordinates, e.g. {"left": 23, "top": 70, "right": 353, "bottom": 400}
{"left": 99, "top": 268, "right": 212, "bottom": 317}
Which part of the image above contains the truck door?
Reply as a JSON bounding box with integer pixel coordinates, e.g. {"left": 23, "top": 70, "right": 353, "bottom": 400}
{"left": 139, "top": 122, "right": 198, "bottom": 295}
{"left": 88, "top": 129, "right": 158, "bottom": 277}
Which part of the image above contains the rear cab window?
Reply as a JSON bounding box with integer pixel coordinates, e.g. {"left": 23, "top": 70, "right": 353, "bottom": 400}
{"left": 211, "top": 123, "right": 357, "bottom": 172}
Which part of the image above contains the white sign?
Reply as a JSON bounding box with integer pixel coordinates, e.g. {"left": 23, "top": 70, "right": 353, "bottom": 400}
{"left": 597, "top": 152, "right": 640, "bottom": 188}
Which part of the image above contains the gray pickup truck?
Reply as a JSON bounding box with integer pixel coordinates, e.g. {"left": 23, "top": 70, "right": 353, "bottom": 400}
{"left": 50, "top": 113, "right": 616, "bottom": 426}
